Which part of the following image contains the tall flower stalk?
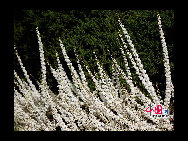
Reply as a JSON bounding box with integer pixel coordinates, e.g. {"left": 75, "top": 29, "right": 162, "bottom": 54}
{"left": 157, "top": 14, "right": 174, "bottom": 109}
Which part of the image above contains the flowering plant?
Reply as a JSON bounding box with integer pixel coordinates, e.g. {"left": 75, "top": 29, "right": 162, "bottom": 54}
{"left": 14, "top": 12, "right": 174, "bottom": 131}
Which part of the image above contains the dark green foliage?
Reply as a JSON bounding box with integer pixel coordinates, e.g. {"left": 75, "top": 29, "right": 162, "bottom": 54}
{"left": 14, "top": 10, "right": 174, "bottom": 97}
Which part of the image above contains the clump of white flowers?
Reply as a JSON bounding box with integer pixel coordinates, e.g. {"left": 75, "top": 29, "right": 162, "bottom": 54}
{"left": 14, "top": 14, "right": 174, "bottom": 131}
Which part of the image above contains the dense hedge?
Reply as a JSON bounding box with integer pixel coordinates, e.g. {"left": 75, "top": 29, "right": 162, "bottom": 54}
{"left": 14, "top": 10, "right": 174, "bottom": 98}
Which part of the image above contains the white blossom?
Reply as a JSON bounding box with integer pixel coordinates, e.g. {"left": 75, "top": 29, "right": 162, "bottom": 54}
{"left": 14, "top": 14, "right": 174, "bottom": 131}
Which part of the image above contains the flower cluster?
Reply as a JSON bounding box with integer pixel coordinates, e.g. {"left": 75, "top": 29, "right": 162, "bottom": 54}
{"left": 118, "top": 19, "right": 160, "bottom": 106}
{"left": 14, "top": 14, "right": 174, "bottom": 131}
{"left": 157, "top": 14, "right": 174, "bottom": 109}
